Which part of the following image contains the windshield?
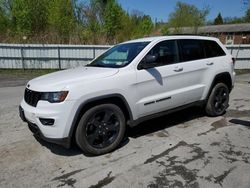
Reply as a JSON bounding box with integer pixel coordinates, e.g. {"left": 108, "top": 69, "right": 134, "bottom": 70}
{"left": 87, "top": 42, "right": 150, "bottom": 68}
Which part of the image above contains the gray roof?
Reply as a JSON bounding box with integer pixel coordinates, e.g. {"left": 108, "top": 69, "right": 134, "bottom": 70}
{"left": 169, "top": 23, "right": 250, "bottom": 34}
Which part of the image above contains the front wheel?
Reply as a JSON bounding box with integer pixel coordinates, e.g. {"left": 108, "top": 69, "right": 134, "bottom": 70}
{"left": 75, "top": 104, "right": 126, "bottom": 155}
{"left": 205, "top": 83, "right": 229, "bottom": 116}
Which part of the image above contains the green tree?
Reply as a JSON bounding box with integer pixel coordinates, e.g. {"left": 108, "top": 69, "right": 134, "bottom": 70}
{"left": 214, "top": 13, "right": 223, "bottom": 25}
{"left": 12, "top": 0, "right": 48, "bottom": 35}
{"left": 224, "top": 16, "right": 244, "bottom": 24}
{"left": 0, "top": 2, "right": 9, "bottom": 34}
{"left": 244, "top": 8, "right": 250, "bottom": 22}
{"left": 116, "top": 12, "right": 133, "bottom": 42}
{"left": 161, "top": 23, "right": 170, "bottom": 35}
{"left": 103, "top": 0, "right": 124, "bottom": 43}
{"left": 138, "top": 15, "right": 154, "bottom": 36}
{"left": 0, "top": 0, "right": 12, "bottom": 15}
{"left": 168, "top": 1, "right": 209, "bottom": 34}
{"left": 0, "top": 0, "right": 158, "bottom": 44}
{"left": 48, "top": 0, "right": 75, "bottom": 43}
{"left": 74, "top": 0, "right": 112, "bottom": 44}
{"left": 129, "top": 11, "right": 154, "bottom": 38}
{"left": 75, "top": 0, "right": 108, "bottom": 44}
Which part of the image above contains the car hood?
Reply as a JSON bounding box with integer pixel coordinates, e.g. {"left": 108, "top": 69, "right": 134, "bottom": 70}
{"left": 27, "top": 67, "right": 119, "bottom": 91}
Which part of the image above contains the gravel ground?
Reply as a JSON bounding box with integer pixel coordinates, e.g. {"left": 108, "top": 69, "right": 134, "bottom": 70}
{"left": 0, "top": 74, "right": 250, "bottom": 188}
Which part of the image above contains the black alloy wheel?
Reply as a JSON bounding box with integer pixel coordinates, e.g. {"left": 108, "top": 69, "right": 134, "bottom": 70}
{"left": 205, "top": 83, "right": 229, "bottom": 116}
{"left": 213, "top": 86, "right": 228, "bottom": 114}
{"left": 76, "top": 104, "right": 126, "bottom": 155}
{"left": 86, "top": 109, "right": 120, "bottom": 148}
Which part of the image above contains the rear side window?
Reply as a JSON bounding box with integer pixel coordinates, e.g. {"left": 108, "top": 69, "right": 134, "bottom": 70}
{"left": 203, "top": 40, "right": 226, "bottom": 58}
{"left": 179, "top": 40, "right": 205, "bottom": 61}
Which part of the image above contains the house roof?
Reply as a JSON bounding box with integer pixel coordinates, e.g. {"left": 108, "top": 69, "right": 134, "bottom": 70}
{"left": 169, "top": 23, "right": 250, "bottom": 34}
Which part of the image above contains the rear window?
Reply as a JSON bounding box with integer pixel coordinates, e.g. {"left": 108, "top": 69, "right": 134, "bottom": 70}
{"left": 179, "top": 39, "right": 205, "bottom": 61}
{"left": 203, "top": 40, "right": 226, "bottom": 58}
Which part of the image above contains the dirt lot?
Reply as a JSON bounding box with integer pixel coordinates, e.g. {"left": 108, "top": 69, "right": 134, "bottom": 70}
{"left": 0, "top": 74, "right": 250, "bottom": 188}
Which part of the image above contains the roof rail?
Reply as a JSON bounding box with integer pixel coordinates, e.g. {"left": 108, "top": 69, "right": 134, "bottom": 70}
{"left": 166, "top": 34, "right": 208, "bottom": 36}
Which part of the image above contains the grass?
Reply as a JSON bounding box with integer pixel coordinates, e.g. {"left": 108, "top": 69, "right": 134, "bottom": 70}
{"left": 235, "top": 69, "right": 250, "bottom": 75}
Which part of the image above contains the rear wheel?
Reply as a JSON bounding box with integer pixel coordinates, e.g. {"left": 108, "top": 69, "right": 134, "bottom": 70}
{"left": 205, "top": 83, "right": 229, "bottom": 116}
{"left": 75, "top": 104, "right": 126, "bottom": 155}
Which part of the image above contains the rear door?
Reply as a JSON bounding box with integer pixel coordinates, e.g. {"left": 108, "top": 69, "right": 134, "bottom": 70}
{"left": 201, "top": 39, "right": 228, "bottom": 98}
{"left": 176, "top": 39, "right": 210, "bottom": 101}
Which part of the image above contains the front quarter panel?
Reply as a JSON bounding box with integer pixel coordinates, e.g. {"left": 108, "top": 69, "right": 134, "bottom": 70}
{"left": 64, "top": 70, "right": 138, "bottom": 137}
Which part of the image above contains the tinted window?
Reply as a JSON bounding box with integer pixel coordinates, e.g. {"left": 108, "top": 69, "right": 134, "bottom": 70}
{"left": 146, "top": 40, "right": 179, "bottom": 66}
{"left": 179, "top": 39, "right": 205, "bottom": 61}
{"left": 203, "top": 40, "right": 226, "bottom": 58}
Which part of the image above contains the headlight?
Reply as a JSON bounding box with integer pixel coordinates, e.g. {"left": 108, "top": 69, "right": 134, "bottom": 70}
{"left": 41, "top": 91, "right": 69, "bottom": 103}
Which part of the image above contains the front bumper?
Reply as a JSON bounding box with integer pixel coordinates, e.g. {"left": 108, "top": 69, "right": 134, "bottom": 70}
{"left": 19, "top": 98, "right": 76, "bottom": 148}
{"left": 19, "top": 105, "right": 71, "bottom": 148}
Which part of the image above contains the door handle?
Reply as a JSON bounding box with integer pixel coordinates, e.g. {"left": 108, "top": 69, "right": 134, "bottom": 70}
{"left": 174, "top": 67, "right": 183, "bottom": 72}
{"left": 206, "top": 62, "right": 214, "bottom": 66}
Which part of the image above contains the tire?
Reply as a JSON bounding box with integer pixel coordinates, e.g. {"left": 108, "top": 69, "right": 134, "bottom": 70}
{"left": 205, "top": 83, "right": 229, "bottom": 117}
{"left": 75, "top": 103, "right": 126, "bottom": 155}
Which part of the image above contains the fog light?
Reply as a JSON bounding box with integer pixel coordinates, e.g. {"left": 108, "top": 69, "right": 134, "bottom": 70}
{"left": 39, "top": 118, "right": 55, "bottom": 126}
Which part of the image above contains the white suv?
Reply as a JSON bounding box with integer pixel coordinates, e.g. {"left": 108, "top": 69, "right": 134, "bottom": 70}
{"left": 19, "top": 36, "right": 235, "bottom": 155}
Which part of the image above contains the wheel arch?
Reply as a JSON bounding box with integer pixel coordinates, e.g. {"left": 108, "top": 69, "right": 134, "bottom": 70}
{"left": 68, "top": 94, "right": 133, "bottom": 141}
{"left": 207, "top": 72, "right": 233, "bottom": 100}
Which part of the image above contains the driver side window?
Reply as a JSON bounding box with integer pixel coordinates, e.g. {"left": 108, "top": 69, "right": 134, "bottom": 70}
{"left": 144, "top": 40, "right": 179, "bottom": 67}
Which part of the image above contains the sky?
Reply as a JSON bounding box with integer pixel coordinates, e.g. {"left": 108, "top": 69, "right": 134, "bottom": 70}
{"left": 117, "top": 0, "right": 247, "bottom": 22}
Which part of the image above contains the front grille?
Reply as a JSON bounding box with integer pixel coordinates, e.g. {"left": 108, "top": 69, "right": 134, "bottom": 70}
{"left": 24, "top": 88, "right": 41, "bottom": 107}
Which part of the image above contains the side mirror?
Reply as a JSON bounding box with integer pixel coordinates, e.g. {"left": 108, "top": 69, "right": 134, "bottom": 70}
{"left": 138, "top": 54, "right": 157, "bottom": 69}
{"left": 145, "top": 54, "right": 157, "bottom": 63}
